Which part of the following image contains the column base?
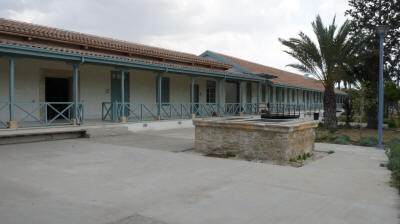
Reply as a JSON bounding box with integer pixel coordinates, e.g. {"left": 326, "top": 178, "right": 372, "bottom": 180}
{"left": 120, "top": 116, "right": 127, "bottom": 123}
{"left": 191, "top": 114, "right": 196, "bottom": 119}
{"left": 7, "top": 121, "right": 18, "bottom": 129}
{"left": 157, "top": 115, "right": 161, "bottom": 120}
{"left": 239, "top": 112, "right": 244, "bottom": 116}
{"left": 71, "top": 118, "right": 77, "bottom": 126}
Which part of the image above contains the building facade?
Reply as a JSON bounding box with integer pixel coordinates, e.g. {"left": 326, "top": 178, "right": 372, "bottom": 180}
{"left": 0, "top": 18, "right": 345, "bottom": 129}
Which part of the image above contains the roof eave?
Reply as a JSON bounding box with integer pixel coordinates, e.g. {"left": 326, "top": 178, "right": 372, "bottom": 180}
{"left": 0, "top": 42, "right": 264, "bottom": 82}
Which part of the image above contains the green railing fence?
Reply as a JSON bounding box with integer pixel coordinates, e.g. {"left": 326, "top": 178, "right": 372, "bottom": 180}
{"left": 0, "top": 101, "right": 84, "bottom": 128}
{"left": 102, "top": 102, "right": 330, "bottom": 122}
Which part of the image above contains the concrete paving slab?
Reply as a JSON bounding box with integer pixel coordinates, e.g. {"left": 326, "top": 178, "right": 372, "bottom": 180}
{"left": 0, "top": 128, "right": 397, "bottom": 224}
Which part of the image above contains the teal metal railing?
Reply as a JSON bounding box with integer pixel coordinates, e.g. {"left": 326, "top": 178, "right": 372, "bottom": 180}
{"left": 0, "top": 102, "right": 8, "bottom": 128}
{"left": 102, "top": 102, "right": 224, "bottom": 121}
{"left": 0, "top": 101, "right": 84, "bottom": 128}
{"left": 101, "top": 102, "right": 329, "bottom": 122}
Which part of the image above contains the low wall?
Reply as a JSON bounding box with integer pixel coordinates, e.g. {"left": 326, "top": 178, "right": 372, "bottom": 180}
{"left": 193, "top": 118, "right": 318, "bottom": 161}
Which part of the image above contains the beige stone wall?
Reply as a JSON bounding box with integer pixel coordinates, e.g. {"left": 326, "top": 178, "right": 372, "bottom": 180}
{"left": 194, "top": 119, "right": 317, "bottom": 161}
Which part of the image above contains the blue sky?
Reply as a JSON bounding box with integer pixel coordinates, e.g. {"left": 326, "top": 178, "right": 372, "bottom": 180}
{"left": 1, "top": 0, "right": 349, "bottom": 74}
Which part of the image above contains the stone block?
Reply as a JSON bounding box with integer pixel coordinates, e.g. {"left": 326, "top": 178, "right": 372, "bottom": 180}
{"left": 193, "top": 118, "right": 318, "bottom": 161}
{"left": 7, "top": 121, "right": 18, "bottom": 129}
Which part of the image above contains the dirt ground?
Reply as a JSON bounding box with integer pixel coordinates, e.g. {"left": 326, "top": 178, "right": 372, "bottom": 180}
{"left": 316, "top": 128, "right": 400, "bottom": 146}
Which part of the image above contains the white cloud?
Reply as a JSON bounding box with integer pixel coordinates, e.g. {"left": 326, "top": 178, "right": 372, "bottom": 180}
{"left": 1, "top": 0, "right": 349, "bottom": 75}
{"left": 7, "top": 9, "right": 47, "bottom": 23}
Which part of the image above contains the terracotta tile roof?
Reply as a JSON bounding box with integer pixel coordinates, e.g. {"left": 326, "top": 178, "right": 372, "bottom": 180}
{"left": 0, "top": 36, "right": 258, "bottom": 80}
{"left": 0, "top": 18, "right": 231, "bottom": 70}
{"left": 211, "top": 51, "right": 344, "bottom": 93}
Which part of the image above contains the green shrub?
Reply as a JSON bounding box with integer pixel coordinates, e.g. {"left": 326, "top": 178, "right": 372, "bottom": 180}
{"left": 359, "top": 136, "right": 378, "bottom": 147}
{"left": 388, "top": 138, "right": 400, "bottom": 159}
{"left": 327, "top": 150, "right": 335, "bottom": 154}
{"left": 226, "top": 152, "right": 236, "bottom": 158}
{"left": 384, "top": 119, "right": 397, "bottom": 129}
{"left": 315, "top": 135, "right": 330, "bottom": 142}
{"left": 333, "top": 134, "right": 350, "bottom": 145}
{"left": 338, "top": 115, "right": 354, "bottom": 123}
{"left": 387, "top": 139, "right": 400, "bottom": 183}
{"left": 338, "top": 116, "right": 346, "bottom": 122}
{"left": 317, "top": 122, "right": 324, "bottom": 128}
{"left": 289, "top": 158, "right": 297, "bottom": 162}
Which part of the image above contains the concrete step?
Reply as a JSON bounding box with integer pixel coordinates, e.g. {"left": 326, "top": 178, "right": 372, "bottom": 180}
{"left": 0, "top": 128, "right": 87, "bottom": 145}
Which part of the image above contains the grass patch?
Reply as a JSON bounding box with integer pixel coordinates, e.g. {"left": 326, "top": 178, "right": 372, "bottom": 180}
{"left": 327, "top": 150, "right": 335, "bottom": 154}
{"left": 333, "top": 134, "right": 350, "bottom": 145}
{"left": 315, "top": 127, "right": 399, "bottom": 147}
{"left": 359, "top": 136, "right": 378, "bottom": 147}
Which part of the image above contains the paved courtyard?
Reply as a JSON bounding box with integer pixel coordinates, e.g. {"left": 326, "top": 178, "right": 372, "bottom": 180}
{"left": 0, "top": 128, "right": 398, "bottom": 224}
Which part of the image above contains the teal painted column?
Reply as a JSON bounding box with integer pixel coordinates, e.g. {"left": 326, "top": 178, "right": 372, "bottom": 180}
{"left": 73, "top": 64, "right": 79, "bottom": 122}
{"left": 279, "top": 87, "right": 283, "bottom": 104}
{"left": 190, "top": 77, "right": 195, "bottom": 115}
{"left": 157, "top": 74, "right": 162, "bottom": 119}
{"left": 239, "top": 81, "right": 243, "bottom": 108}
{"left": 256, "top": 82, "right": 260, "bottom": 113}
{"left": 217, "top": 79, "right": 222, "bottom": 116}
{"left": 120, "top": 70, "right": 125, "bottom": 119}
{"left": 296, "top": 89, "right": 299, "bottom": 105}
{"left": 9, "top": 58, "right": 15, "bottom": 121}
{"left": 269, "top": 85, "right": 272, "bottom": 103}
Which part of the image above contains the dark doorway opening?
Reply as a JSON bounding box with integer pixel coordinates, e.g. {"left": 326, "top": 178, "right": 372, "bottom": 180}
{"left": 45, "top": 77, "right": 71, "bottom": 120}
{"left": 225, "top": 80, "right": 239, "bottom": 103}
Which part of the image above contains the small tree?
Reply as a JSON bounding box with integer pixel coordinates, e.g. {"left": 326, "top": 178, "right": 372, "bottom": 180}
{"left": 279, "top": 15, "right": 357, "bottom": 129}
{"left": 384, "top": 82, "right": 400, "bottom": 118}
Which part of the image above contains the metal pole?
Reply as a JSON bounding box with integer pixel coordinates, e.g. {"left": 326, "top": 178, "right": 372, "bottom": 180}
{"left": 120, "top": 70, "right": 125, "bottom": 119}
{"left": 9, "top": 58, "right": 14, "bottom": 121}
{"left": 73, "top": 64, "right": 79, "bottom": 121}
{"left": 378, "top": 33, "right": 384, "bottom": 149}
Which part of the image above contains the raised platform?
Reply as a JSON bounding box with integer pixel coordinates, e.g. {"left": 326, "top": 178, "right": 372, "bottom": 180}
{"left": 193, "top": 117, "right": 318, "bottom": 161}
{"left": 0, "top": 119, "right": 195, "bottom": 145}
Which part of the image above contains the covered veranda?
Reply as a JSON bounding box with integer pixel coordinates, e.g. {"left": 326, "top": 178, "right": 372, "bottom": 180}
{"left": 0, "top": 42, "right": 268, "bottom": 129}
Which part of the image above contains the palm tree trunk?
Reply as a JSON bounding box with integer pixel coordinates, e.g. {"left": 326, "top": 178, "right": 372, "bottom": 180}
{"left": 323, "top": 84, "right": 337, "bottom": 129}
{"left": 366, "top": 102, "right": 378, "bottom": 129}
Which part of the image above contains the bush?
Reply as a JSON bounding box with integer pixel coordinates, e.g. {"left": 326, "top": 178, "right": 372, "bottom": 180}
{"left": 333, "top": 134, "right": 350, "bottom": 145}
{"left": 359, "top": 136, "right": 378, "bottom": 147}
{"left": 338, "top": 115, "right": 346, "bottom": 122}
{"left": 388, "top": 138, "right": 400, "bottom": 158}
{"left": 387, "top": 139, "right": 400, "bottom": 184}
{"left": 384, "top": 119, "right": 397, "bottom": 129}
{"left": 315, "top": 135, "right": 330, "bottom": 142}
{"left": 225, "top": 152, "right": 236, "bottom": 158}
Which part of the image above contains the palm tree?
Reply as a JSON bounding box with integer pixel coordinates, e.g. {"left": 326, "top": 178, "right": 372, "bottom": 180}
{"left": 279, "top": 15, "right": 355, "bottom": 129}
